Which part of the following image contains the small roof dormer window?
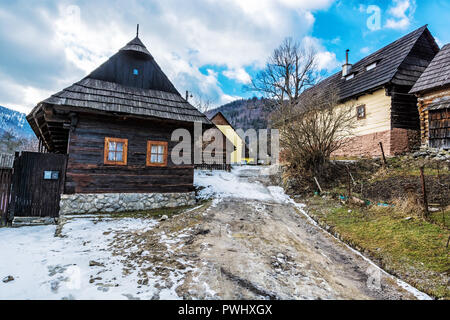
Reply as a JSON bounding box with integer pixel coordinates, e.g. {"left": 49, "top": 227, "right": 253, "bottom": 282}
{"left": 366, "top": 62, "right": 377, "bottom": 71}
{"left": 345, "top": 73, "right": 355, "bottom": 81}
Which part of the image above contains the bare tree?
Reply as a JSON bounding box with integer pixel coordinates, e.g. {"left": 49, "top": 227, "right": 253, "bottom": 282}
{"left": 190, "top": 92, "right": 214, "bottom": 114}
{"left": 0, "top": 130, "right": 38, "bottom": 154}
{"left": 247, "top": 37, "right": 318, "bottom": 113}
{"left": 277, "top": 85, "right": 356, "bottom": 178}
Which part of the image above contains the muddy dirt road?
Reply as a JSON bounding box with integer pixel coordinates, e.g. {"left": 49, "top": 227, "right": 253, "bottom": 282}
{"left": 112, "top": 167, "right": 429, "bottom": 300}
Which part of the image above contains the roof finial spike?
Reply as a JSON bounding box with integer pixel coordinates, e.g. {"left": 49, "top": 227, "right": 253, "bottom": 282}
{"left": 136, "top": 24, "right": 139, "bottom": 37}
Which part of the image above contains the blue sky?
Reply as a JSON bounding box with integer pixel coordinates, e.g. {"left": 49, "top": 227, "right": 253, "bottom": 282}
{"left": 0, "top": 0, "right": 449, "bottom": 113}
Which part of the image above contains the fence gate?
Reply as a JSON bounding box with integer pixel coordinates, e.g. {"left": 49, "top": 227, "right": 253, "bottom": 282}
{"left": 9, "top": 152, "right": 67, "bottom": 220}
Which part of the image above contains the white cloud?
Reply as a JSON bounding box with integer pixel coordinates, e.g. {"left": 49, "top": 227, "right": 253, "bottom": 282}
{"left": 302, "top": 36, "right": 340, "bottom": 73}
{"left": 360, "top": 47, "right": 371, "bottom": 54}
{"left": 330, "top": 37, "right": 341, "bottom": 45}
{"left": 0, "top": 0, "right": 336, "bottom": 112}
{"left": 385, "top": 0, "right": 416, "bottom": 30}
{"left": 0, "top": 72, "right": 54, "bottom": 114}
{"left": 223, "top": 68, "right": 252, "bottom": 84}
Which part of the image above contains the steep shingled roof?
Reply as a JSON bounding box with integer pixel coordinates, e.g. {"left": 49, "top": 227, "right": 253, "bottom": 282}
{"left": 307, "top": 25, "right": 438, "bottom": 102}
{"left": 32, "top": 35, "right": 211, "bottom": 125}
{"left": 410, "top": 44, "right": 450, "bottom": 94}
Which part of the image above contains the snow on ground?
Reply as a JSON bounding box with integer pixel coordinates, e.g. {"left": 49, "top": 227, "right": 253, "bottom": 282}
{"left": 195, "top": 165, "right": 279, "bottom": 202}
{"left": 0, "top": 217, "right": 179, "bottom": 300}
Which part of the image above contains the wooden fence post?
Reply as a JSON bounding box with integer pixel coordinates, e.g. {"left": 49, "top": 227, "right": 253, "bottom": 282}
{"left": 379, "top": 142, "right": 387, "bottom": 166}
{"left": 313, "top": 177, "right": 323, "bottom": 194}
{"left": 347, "top": 169, "right": 352, "bottom": 200}
{"left": 420, "top": 166, "right": 429, "bottom": 218}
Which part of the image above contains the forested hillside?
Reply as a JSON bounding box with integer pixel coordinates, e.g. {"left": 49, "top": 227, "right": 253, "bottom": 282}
{"left": 205, "top": 97, "right": 273, "bottom": 132}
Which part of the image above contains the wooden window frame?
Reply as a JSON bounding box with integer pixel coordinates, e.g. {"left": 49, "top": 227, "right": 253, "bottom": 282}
{"left": 146, "top": 141, "right": 168, "bottom": 167}
{"left": 356, "top": 105, "right": 366, "bottom": 120}
{"left": 104, "top": 137, "right": 128, "bottom": 166}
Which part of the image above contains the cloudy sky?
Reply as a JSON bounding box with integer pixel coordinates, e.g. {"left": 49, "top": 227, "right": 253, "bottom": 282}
{"left": 1, "top": 0, "right": 449, "bottom": 114}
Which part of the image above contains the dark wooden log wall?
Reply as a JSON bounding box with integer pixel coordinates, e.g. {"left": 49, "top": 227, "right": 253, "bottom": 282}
{"left": 390, "top": 85, "right": 420, "bottom": 130}
{"left": 65, "top": 114, "right": 197, "bottom": 194}
{"left": 389, "top": 31, "right": 438, "bottom": 131}
{"left": 393, "top": 31, "right": 438, "bottom": 87}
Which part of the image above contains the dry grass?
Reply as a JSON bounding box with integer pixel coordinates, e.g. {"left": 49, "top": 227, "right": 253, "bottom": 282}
{"left": 305, "top": 196, "right": 450, "bottom": 299}
{"left": 390, "top": 194, "right": 424, "bottom": 218}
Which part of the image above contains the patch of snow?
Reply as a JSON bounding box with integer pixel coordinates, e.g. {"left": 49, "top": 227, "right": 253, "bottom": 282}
{"left": 0, "top": 216, "right": 181, "bottom": 300}
{"left": 194, "top": 167, "right": 274, "bottom": 201}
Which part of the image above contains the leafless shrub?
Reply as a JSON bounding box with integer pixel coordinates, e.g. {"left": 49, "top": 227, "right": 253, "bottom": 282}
{"left": 276, "top": 86, "right": 356, "bottom": 180}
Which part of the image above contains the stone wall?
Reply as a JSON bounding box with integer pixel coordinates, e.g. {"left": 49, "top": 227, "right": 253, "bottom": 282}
{"left": 332, "top": 130, "right": 391, "bottom": 158}
{"left": 60, "top": 192, "right": 197, "bottom": 215}
{"left": 389, "top": 128, "right": 420, "bottom": 155}
{"left": 332, "top": 129, "right": 420, "bottom": 158}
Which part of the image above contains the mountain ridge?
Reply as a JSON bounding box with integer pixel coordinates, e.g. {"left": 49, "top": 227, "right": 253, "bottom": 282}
{"left": 0, "top": 105, "right": 34, "bottom": 138}
{"left": 205, "top": 97, "right": 273, "bottom": 132}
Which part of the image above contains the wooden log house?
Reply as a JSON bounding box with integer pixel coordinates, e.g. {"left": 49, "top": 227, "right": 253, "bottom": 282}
{"left": 26, "top": 32, "right": 215, "bottom": 214}
{"left": 410, "top": 44, "right": 450, "bottom": 149}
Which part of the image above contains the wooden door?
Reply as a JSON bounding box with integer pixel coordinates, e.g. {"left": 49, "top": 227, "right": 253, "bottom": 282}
{"left": 9, "top": 152, "right": 67, "bottom": 218}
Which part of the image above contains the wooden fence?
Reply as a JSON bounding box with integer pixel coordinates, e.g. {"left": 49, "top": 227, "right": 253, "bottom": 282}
{"left": 0, "top": 154, "right": 14, "bottom": 223}
{"left": 0, "top": 168, "right": 13, "bottom": 222}
{"left": 195, "top": 163, "right": 232, "bottom": 172}
{"left": 0, "top": 153, "right": 14, "bottom": 169}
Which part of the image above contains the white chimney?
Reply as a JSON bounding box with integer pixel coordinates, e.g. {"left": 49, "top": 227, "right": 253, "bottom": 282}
{"left": 342, "top": 49, "right": 352, "bottom": 77}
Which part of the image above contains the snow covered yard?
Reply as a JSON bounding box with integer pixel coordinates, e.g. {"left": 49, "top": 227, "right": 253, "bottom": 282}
{"left": 0, "top": 216, "right": 190, "bottom": 300}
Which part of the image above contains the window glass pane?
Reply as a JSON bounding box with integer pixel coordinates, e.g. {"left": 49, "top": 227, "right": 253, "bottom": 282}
{"left": 109, "top": 142, "right": 116, "bottom": 151}
{"left": 151, "top": 145, "right": 158, "bottom": 154}
{"left": 358, "top": 107, "right": 365, "bottom": 118}
{"left": 116, "top": 152, "right": 123, "bottom": 162}
{"left": 116, "top": 142, "right": 123, "bottom": 152}
{"left": 157, "top": 154, "right": 163, "bottom": 163}
{"left": 108, "top": 151, "right": 116, "bottom": 161}
{"left": 158, "top": 145, "right": 164, "bottom": 154}
{"left": 151, "top": 154, "right": 158, "bottom": 163}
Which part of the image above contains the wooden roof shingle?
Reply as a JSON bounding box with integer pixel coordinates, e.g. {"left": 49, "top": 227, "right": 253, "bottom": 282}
{"left": 305, "top": 26, "right": 438, "bottom": 102}
{"left": 410, "top": 44, "right": 450, "bottom": 94}
{"left": 31, "top": 35, "right": 211, "bottom": 125}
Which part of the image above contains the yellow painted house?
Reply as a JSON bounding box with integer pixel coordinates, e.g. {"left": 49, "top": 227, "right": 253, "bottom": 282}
{"left": 209, "top": 112, "right": 254, "bottom": 164}
{"left": 305, "top": 25, "right": 439, "bottom": 157}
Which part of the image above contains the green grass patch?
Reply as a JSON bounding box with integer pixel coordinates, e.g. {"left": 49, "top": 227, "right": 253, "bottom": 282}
{"left": 306, "top": 197, "right": 450, "bottom": 299}
{"left": 429, "top": 209, "right": 450, "bottom": 229}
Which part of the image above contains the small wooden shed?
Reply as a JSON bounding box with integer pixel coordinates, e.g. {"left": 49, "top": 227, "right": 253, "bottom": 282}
{"left": 26, "top": 33, "right": 213, "bottom": 214}
{"left": 410, "top": 44, "right": 450, "bottom": 149}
